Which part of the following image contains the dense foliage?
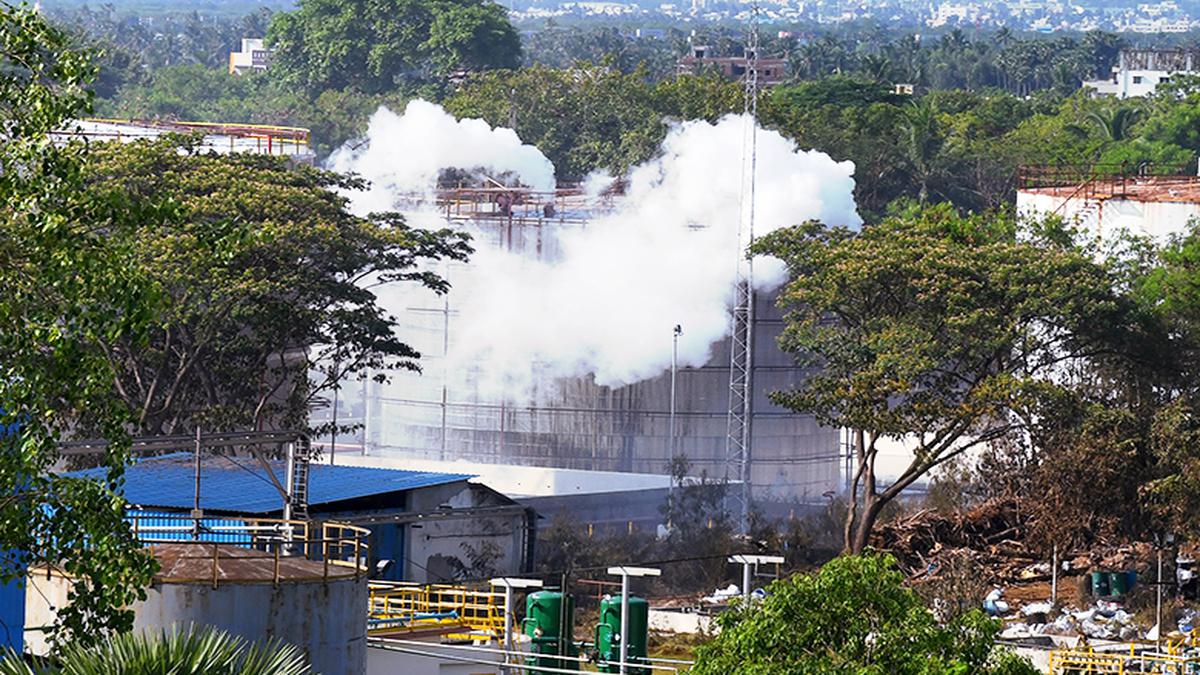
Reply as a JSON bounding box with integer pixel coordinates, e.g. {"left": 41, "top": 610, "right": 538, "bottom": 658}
{"left": 754, "top": 204, "right": 1125, "bottom": 552}
{"left": 266, "top": 0, "right": 521, "bottom": 93}
{"left": 81, "top": 137, "right": 471, "bottom": 435}
{"left": 0, "top": 1, "right": 157, "bottom": 646}
{"left": 691, "top": 553, "right": 1038, "bottom": 675}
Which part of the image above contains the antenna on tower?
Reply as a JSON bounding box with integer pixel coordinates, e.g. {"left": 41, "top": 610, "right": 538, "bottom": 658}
{"left": 725, "top": 2, "right": 759, "bottom": 535}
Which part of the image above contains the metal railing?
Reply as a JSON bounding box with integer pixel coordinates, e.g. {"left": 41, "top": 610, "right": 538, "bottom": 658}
{"left": 368, "top": 581, "right": 506, "bottom": 639}
{"left": 1048, "top": 644, "right": 1200, "bottom": 674}
{"left": 53, "top": 118, "right": 312, "bottom": 156}
{"left": 127, "top": 510, "right": 370, "bottom": 587}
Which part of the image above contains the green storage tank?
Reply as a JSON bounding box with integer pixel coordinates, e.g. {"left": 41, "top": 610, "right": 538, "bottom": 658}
{"left": 595, "top": 594, "right": 650, "bottom": 675}
{"left": 524, "top": 590, "right": 578, "bottom": 672}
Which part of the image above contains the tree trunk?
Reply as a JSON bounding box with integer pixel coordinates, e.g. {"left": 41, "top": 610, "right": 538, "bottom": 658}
{"left": 849, "top": 493, "right": 886, "bottom": 555}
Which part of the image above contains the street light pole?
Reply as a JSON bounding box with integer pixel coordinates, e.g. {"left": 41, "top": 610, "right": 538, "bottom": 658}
{"left": 669, "top": 325, "right": 682, "bottom": 461}
{"left": 490, "top": 577, "right": 543, "bottom": 675}
{"left": 606, "top": 566, "right": 661, "bottom": 675}
{"left": 729, "top": 554, "right": 783, "bottom": 605}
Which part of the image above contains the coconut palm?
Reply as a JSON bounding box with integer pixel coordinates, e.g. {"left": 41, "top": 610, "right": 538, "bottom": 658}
{"left": 0, "top": 626, "right": 310, "bottom": 675}
{"left": 1087, "top": 106, "right": 1144, "bottom": 142}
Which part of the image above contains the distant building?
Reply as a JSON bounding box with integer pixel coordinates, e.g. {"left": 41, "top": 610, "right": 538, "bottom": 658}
{"left": 894, "top": 83, "right": 916, "bottom": 95}
{"left": 1083, "top": 49, "right": 1198, "bottom": 98}
{"left": 229, "top": 38, "right": 272, "bottom": 75}
{"left": 676, "top": 45, "right": 787, "bottom": 86}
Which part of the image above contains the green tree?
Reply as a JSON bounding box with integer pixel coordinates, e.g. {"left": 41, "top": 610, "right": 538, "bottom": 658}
{"left": 691, "top": 553, "right": 1037, "bottom": 675}
{"left": 444, "top": 63, "right": 663, "bottom": 179}
{"left": 80, "top": 137, "right": 471, "bottom": 435}
{"left": 0, "top": 2, "right": 158, "bottom": 646}
{"left": 266, "top": 0, "right": 520, "bottom": 93}
{"left": 0, "top": 625, "right": 309, "bottom": 675}
{"left": 753, "top": 205, "right": 1121, "bottom": 553}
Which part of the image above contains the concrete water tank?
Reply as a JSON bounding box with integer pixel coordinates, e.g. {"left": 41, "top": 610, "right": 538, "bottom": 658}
{"left": 26, "top": 515, "right": 371, "bottom": 675}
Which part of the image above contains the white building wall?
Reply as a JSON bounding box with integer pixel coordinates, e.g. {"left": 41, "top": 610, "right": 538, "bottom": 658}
{"left": 1016, "top": 190, "right": 1200, "bottom": 241}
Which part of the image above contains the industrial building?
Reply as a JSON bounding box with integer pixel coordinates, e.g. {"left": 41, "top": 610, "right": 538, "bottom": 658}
{"left": 65, "top": 453, "right": 537, "bottom": 584}
{"left": 1017, "top": 163, "right": 1200, "bottom": 241}
{"left": 317, "top": 187, "right": 844, "bottom": 512}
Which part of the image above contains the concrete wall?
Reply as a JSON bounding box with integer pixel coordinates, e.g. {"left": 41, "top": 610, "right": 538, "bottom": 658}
{"left": 400, "top": 483, "right": 532, "bottom": 583}
{"left": 26, "top": 567, "right": 368, "bottom": 675}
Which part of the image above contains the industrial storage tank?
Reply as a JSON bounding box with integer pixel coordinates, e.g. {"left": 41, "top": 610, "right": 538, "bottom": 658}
{"left": 342, "top": 189, "right": 843, "bottom": 506}
{"left": 25, "top": 513, "right": 370, "bottom": 675}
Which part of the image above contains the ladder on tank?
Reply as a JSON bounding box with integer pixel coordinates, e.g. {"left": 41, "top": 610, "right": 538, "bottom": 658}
{"left": 286, "top": 436, "right": 313, "bottom": 521}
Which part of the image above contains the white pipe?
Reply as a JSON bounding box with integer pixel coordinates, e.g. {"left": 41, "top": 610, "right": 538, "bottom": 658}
{"left": 368, "top": 638, "right": 679, "bottom": 674}
{"left": 620, "top": 572, "right": 630, "bottom": 675}
{"left": 742, "top": 560, "right": 752, "bottom": 605}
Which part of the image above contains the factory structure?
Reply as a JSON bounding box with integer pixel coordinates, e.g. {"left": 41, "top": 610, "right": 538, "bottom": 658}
{"left": 1017, "top": 162, "right": 1200, "bottom": 241}
{"left": 318, "top": 186, "right": 845, "bottom": 513}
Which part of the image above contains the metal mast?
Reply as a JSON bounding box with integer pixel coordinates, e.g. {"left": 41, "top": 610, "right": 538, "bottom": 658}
{"left": 725, "top": 5, "right": 759, "bottom": 535}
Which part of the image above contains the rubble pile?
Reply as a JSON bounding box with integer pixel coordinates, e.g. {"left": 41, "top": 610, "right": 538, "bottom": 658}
{"left": 872, "top": 499, "right": 1037, "bottom": 581}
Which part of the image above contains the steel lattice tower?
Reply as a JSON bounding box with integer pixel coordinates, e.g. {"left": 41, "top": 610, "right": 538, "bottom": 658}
{"left": 725, "top": 6, "right": 759, "bottom": 535}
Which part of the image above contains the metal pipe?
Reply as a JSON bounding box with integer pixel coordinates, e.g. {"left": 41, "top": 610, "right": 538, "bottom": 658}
{"left": 368, "top": 638, "right": 682, "bottom": 673}
{"left": 192, "top": 427, "right": 202, "bottom": 540}
{"left": 620, "top": 573, "right": 629, "bottom": 675}
{"left": 1157, "top": 548, "right": 1164, "bottom": 649}
{"left": 670, "top": 325, "right": 681, "bottom": 461}
{"left": 283, "top": 442, "right": 295, "bottom": 522}
{"left": 368, "top": 642, "right": 586, "bottom": 675}
{"left": 1051, "top": 544, "right": 1058, "bottom": 604}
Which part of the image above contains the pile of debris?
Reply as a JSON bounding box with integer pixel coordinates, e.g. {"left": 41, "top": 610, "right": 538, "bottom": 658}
{"left": 872, "top": 498, "right": 1038, "bottom": 581}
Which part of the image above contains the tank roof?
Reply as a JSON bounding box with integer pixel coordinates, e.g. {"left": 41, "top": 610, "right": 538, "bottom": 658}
{"left": 151, "top": 543, "right": 360, "bottom": 583}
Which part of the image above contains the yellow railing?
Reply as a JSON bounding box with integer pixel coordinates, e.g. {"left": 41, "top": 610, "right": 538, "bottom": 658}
{"left": 127, "top": 511, "right": 370, "bottom": 586}
{"left": 368, "top": 581, "right": 506, "bottom": 639}
{"left": 1049, "top": 645, "right": 1200, "bottom": 674}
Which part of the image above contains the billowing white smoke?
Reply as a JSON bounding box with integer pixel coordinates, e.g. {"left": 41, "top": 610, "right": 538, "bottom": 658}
{"left": 333, "top": 102, "right": 860, "bottom": 400}
{"left": 328, "top": 99, "right": 556, "bottom": 211}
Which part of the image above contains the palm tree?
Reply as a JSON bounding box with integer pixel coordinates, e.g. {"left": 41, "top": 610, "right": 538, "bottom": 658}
{"left": 1087, "top": 106, "right": 1144, "bottom": 142}
{"left": 0, "top": 626, "right": 310, "bottom": 675}
{"left": 900, "top": 98, "right": 943, "bottom": 204}
{"left": 859, "top": 53, "right": 895, "bottom": 84}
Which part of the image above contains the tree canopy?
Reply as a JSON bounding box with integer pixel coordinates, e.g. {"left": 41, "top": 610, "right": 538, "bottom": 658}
{"left": 80, "top": 137, "right": 471, "bottom": 435}
{"left": 754, "top": 204, "right": 1124, "bottom": 553}
{"left": 691, "top": 553, "right": 1037, "bottom": 675}
{"left": 266, "top": 0, "right": 520, "bottom": 94}
{"left": 0, "top": 1, "right": 157, "bottom": 645}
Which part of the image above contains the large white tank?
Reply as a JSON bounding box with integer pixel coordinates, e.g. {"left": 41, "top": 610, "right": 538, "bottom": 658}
{"left": 336, "top": 190, "right": 842, "bottom": 506}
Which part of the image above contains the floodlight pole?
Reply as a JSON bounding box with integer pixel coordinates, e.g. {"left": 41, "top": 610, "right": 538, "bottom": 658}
{"left": 729, "top": 554, "right": 784, "bottom": 605}
{"left": 607, "top": 566, "right": 661, "bottom": 674}
{"left": 490, "top": 577, "right": 543, "bottom": 675}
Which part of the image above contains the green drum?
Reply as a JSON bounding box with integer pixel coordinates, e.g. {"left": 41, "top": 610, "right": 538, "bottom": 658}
{"left": 595, "top": 594, "right": 649, "bottom": 675}
{"left": 524, "top": 590, "right": 578, "bottom": 672}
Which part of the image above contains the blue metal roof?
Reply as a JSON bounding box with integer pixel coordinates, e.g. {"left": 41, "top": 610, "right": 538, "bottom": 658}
{"left": 67, "top": 453, "right": 472, "bottom": 515}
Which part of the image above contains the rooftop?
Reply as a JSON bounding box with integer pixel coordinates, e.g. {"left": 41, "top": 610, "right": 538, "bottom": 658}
{"left": 1019, "top": 174, "right": 1200, "bottom": 205}
{"left": 68, "top": 453, "right": 472, "bottom": 514}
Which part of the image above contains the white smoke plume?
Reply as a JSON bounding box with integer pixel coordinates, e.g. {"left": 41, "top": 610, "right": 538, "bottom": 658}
{"left": 333, "top": 102, "right": 860, "bottom": 400}
{"left": 328, "top": 99, "right": 556, "bottom": 211}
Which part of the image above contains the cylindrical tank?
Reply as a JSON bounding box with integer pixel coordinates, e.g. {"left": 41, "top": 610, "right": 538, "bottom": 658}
{"left": 25, "top": 543, "right": 369, "bottom": 675}
{"left": 354, "top": 208, "right": 843, "bottom": 505}
{"left": 595, "top": 594, "right": 649, "bottom": 675}
{"left": 523, "top": 590, "right": 578, "bottom": 671}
